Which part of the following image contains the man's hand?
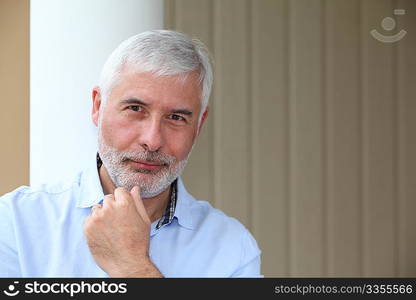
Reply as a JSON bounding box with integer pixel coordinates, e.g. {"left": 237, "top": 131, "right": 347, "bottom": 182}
{"left": 83, "top": 186, "right": 163, "bottom": 277}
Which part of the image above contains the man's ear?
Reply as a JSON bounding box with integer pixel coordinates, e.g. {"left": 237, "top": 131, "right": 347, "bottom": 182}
{"left": 197, "top": 107, "right": 209, "bottom": 137}
{"left": 92, "top": 87, "right": 102, "bottom": 127}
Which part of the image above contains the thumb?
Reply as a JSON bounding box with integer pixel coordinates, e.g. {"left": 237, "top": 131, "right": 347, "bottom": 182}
{"left": 130, "top": 185, "right": 151, "bottom": 224}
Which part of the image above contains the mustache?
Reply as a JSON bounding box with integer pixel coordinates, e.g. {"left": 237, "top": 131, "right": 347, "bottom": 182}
{"left": 121, "top": 150, "right": 176, "bottom": 165}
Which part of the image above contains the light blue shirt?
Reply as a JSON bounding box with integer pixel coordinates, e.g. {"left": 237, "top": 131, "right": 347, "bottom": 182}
{"left": 0, "top": 154, "right": 262, "bottom": 277}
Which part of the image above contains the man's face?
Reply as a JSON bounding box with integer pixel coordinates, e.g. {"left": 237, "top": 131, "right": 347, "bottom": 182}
{"left": 92, "top": 70, "right": 207, "bottom": 198}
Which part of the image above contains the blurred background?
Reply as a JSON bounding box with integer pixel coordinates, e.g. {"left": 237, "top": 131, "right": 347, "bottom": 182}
{"left": 0, "top": 0, "right": 415, "bottom": 277}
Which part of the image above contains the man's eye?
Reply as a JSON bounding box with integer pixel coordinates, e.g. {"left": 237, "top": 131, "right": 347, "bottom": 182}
{"left": 170, "top": 114, "right": 185, "bottom": 122}
{"left": 129, "top": 105, "right": 142, "bottom": 112}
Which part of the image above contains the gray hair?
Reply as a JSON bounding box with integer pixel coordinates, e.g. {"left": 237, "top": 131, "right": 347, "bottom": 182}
{"left": 98, "top": 30, "right": 213, "bottom": 121}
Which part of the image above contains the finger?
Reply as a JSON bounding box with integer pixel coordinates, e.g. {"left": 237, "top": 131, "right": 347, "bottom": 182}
{"left": 130, "top": 185, "right": 150, "bottom": 224}
{"left": 114, "top": 187, "right": 130, "bottom": 203}
{"left": 102, "top": 194, "right": 115, "bottom": 208}
{"left": 91, "top": 204, "right": 102, "bottom": 214}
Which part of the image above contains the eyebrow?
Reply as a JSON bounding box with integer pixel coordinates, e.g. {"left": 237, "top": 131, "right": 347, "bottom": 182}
{"left": 171, "top": 109, "right": 193, "bottom": 116}
{"left": 120, "top": 98, "right": 193, "bottom": 117}
{"left": 119, "top": 98, "right": 148, "bottom": 106}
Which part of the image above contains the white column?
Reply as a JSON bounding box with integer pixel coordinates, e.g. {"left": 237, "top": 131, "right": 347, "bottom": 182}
{"left": 30, "top": 0, "right": 164, "bottom": 185}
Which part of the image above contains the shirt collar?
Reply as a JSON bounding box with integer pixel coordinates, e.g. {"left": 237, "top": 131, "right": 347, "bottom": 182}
{"left": 76, "top": 151, "right": 105, "bottom": 208}
{"left": 155, "top": 179, "right": 177, "bottom": 230}
{"left": 76, "top": 151, "right": 195, "bottom": 230}
{"left": 173, "top": 177, "right": 194, "bottom": 230}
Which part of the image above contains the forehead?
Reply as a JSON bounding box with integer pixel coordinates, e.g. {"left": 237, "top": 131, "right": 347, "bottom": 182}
{"left": 108, "top": 70, "right": 202, "bottom": 110}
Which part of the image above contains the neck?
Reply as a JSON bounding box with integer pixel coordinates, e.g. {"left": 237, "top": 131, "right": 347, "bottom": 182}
{"left": 98, "top": 165, "right": 171, "bottom": 223}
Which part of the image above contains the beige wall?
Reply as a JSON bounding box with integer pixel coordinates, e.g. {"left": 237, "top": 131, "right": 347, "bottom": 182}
{"left": 0, "top": 0, "right": 29, "bottom": 195}
{"left": 165, "top": 0, "right": 416, "bottom": 277}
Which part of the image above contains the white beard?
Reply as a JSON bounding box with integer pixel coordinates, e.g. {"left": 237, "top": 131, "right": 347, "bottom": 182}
{"left": 97, "top": 129, "right": 192, "bottom": 198}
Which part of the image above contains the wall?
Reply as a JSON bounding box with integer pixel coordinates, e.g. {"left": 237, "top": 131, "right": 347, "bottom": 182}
{"left": 165, "top": 0, "right": 416, "bottom": 277}
{"left": 0, "top": 0, "right": 29, "bottom": 195}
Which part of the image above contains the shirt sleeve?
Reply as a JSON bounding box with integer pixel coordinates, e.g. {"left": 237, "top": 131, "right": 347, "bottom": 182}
{"left": 0, "top": 193, "right": 21, "bottom": 277}
{"left": 230, "top": 227, "right": 263, "bottom": 278}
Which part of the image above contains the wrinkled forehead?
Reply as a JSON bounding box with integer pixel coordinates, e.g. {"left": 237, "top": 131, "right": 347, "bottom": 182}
{"left": 106, "top": 69, "right": 203, "bottom": 110}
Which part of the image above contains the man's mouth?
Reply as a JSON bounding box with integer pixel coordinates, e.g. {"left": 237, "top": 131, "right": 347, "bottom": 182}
{"left": 130, "top": 160, "right": 165, "bottom": 171}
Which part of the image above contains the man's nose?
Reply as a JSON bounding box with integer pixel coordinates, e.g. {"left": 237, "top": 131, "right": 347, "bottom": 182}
{"left": 139, "top": 118, "right": 163, "bottom": 152}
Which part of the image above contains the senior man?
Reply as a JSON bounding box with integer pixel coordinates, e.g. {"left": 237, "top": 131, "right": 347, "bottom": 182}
{"left": 0, "top": 30, "right": 262, "bottom": 277}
